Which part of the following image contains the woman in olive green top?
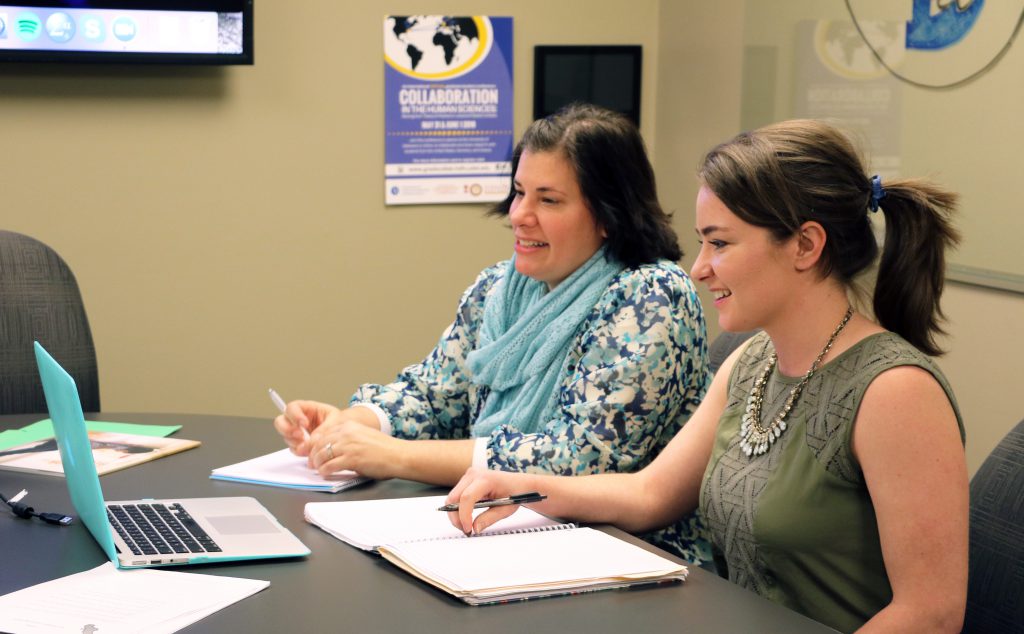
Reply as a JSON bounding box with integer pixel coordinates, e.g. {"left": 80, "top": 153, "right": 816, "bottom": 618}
{"left": 442, "top": 120, "right": 968, "bottom": 633}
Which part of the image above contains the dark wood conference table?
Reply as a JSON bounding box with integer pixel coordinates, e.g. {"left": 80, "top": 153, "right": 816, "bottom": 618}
{"left": 0, "top": 413, "right": 836, "bottom": 633}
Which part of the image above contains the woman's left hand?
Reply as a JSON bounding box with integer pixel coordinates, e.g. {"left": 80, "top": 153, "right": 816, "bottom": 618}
{"left": 445, "top": 467, "right": 530, "bottom": 535}
{"left": 307, "top": 419, "right": 405, "bottom": 480}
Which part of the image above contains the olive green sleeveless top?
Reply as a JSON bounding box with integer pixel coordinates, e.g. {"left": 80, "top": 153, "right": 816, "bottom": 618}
{"left": 699, "top": 331, "right": 964, "bottom": 633}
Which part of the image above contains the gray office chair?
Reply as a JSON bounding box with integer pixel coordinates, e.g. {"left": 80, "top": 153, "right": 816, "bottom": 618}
{"left": 708, "top": 330, "right": 759, "bottom": 374}
{"left": 0, "top": 230, "right": 100, "bottom": 414}
{"left": 963, "top": 418, "right": 1024, "bottom": 633}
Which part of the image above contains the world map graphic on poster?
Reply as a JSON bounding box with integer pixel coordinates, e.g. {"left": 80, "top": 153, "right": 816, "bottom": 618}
{"left": 816, "top": 20, "right": 905, "bottom": 79}
{"left": 385, "top": 16, "right": 491, "bottom": 79}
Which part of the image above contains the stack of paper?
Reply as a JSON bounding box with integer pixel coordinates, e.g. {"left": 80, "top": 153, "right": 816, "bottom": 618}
{"left": 0, "top": 562, "right": 268, "bottom": 633}
{"left": 380, "top": 526, "right": 688, "bottom": 605}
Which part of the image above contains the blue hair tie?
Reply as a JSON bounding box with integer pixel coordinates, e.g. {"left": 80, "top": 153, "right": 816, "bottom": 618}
{"left": 868, "top": 174, "right": 886, "bottom": 212}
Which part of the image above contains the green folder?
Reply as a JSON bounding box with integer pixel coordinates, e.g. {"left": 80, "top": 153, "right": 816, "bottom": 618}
{"left": 0, "top": 419, "right": 181, "bottom": 452}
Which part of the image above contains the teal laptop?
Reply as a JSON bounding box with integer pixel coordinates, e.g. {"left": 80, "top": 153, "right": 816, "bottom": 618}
{"left": 34, "top": 341, "right": 310, "bottom": 568}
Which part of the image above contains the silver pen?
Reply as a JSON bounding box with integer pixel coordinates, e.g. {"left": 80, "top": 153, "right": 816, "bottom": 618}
{"left": 437, "top": 492, "right": 547, "bottom": 512}
{"left": 268, "top": 388, "right": 287, "bottom": 413}
{"left": 269, "top": 388, "right": 309, "bottom": 441}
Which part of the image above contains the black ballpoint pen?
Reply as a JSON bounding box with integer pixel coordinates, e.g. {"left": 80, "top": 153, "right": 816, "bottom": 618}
{"left": 437, "top": 492, "right": 547, "bottom": 512}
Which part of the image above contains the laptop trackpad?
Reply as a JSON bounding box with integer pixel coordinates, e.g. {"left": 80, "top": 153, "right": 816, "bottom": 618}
{"left": 206, "top": 514, "right": 280, "bottom": 535}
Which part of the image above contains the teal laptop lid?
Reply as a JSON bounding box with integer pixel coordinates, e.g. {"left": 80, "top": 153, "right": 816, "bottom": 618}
{"left": 33, "top": 340, "right": 120, "bottom": 564}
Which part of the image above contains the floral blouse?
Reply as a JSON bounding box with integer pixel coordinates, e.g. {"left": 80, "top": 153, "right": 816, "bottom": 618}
{"left": 351, "top": 259, "right": 713, "bottom": 561}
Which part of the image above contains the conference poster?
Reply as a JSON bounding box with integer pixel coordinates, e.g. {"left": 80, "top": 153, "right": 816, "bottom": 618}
{"left": 383, "top": 16, "right": 513, "bottom": 205}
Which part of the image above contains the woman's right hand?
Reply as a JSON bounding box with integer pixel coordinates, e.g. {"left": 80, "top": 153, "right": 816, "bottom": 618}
{"left": 272, "top": 399, "right": 341, "bottom": 456}
{"left": 445, "top": 467, "right": 534, "bottom": 536}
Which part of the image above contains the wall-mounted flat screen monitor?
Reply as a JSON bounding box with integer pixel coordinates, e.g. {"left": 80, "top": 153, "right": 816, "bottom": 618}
{"left": 0, "top": 0, "right": 253, "bottom": 64}
{"left": 533, "top": 45, "right": 642, "bottom": 126}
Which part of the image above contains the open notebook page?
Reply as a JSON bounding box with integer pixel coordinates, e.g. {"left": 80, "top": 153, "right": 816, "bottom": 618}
{"left": 304, "top": 495, "right": 567, "bottom": 550}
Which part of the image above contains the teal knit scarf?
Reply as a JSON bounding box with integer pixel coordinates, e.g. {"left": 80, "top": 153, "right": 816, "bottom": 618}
{"left": 467, "top": 247, "right": 623, "bottom": 437}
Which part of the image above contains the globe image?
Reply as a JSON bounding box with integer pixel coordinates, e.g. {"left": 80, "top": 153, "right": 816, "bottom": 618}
{"left": 384, "top": 16, "right": 492, "bottom": 80}
{"left": 815, "top": 20, "right": 906, "bottom": 80}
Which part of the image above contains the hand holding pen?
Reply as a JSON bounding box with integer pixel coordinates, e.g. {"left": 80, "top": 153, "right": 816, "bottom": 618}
{"left": 444, "top": 467, "right": 547, "bottom": 536}
{"left": 268, "top": 390, "right": 390, "bottom": 477}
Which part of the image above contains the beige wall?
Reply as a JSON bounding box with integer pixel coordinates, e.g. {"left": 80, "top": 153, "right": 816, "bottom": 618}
{"left": 2, "top": 1, "right": 1019, "bottom": 474}
{"left": 0, "top": 1, "right": 660, "bottom": 416}
{"left": 938, "top": 284, "right": 1024, "bottom": 475}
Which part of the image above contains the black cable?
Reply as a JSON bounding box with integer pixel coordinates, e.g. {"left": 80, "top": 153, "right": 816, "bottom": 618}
{"left": 1, "top": 490, "right": 74, "bottom": 526}
{"left": 844, "top": 0, "right": 1024, "bottom": 89}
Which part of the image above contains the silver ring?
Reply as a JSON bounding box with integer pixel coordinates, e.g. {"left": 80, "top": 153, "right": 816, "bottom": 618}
{"left": 324, "top": 442, "right": 334, "bottom": 460}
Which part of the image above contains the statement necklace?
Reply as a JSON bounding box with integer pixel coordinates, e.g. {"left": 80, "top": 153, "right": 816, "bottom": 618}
{"left": 739, "top": 307, "right": 854, "bottom": 457}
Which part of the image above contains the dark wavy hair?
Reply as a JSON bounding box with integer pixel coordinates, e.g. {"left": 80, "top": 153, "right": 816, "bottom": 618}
{"left": 489, "top": 103, "right": 681, "bottom": 267}
{"left": 698, "top": 119, "right": 960, "bottom": 356}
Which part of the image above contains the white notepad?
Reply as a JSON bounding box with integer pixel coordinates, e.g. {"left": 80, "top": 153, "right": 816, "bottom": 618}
{"left": 211, "top": 448, "right": 369, "bottom": 493}
{"left": 305, "top": 495, "right": 688, "bottom": 605}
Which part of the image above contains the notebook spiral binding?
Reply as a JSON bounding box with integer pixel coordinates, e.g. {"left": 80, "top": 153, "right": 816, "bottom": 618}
{"left": 412, "top": 522, "right": 578, "bottom": 543}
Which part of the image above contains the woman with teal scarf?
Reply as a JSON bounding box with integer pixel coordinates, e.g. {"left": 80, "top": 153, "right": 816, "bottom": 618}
{"left": 272, "top": 104, "right": 712, "bottom": 563}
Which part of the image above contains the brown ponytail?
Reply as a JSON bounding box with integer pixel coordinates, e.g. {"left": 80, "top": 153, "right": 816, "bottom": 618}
{"left": 872, "top": 180, "right": 960, "bottom": 355}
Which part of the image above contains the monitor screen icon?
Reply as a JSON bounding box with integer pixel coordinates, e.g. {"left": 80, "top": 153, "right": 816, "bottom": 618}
{"left": 81, "top": 15, "right": 105, "bottom": 43}
{"left": 15, "top": 11, "right": 42, "bottom": 41}
{"left": 113, "top": 17, "right": 136, "bottom": 42}
{"left": 46, "top": 12, "right": 76, "bottom": 43}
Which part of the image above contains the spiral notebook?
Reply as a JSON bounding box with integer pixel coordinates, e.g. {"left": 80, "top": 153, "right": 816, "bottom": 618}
{"left": 304, "top": 495, "right": 687, "bottom": 605}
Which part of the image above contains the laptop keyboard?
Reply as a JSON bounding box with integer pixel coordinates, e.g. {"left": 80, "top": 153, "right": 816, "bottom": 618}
{"left": 107, "top": 503, "right": 223, "bottom": 556}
